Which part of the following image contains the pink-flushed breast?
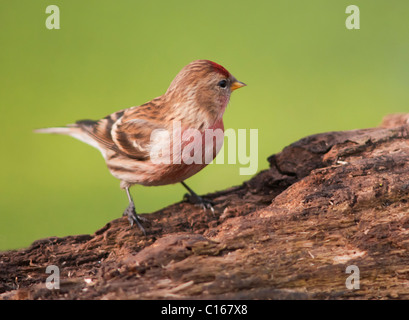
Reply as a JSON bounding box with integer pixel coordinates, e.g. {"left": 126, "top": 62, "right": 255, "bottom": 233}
{"left": 148, "top": 118, "right": 225, "bottom": 186}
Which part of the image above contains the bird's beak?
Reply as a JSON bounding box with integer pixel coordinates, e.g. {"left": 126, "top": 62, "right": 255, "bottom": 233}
{"left": 230, "top": 80, "right": 247, "bottom": 91}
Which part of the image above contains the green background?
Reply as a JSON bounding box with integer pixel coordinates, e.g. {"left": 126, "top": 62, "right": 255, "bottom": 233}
{"left": 1, "top": 1, "right": 408, "bottom": 250}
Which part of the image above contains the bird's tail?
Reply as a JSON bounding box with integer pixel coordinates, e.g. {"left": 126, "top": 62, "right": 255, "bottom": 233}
{"left": 33, "top": 126, "right": 76, "bottom": 135}
{"left": 34, "top": 123, "right": 108, "bottom": 159}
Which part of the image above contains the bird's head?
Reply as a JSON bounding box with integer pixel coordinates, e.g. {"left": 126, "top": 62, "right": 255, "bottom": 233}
{"left": 165, "top": 60, "right": 246, "bottom": 122}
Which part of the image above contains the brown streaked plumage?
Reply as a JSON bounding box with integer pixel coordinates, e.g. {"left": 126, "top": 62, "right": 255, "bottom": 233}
{"left": 35, "top": 60, "right": 246, "bottom": 234}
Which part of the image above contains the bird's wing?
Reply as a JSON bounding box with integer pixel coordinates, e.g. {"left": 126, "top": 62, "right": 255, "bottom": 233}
{"left": 111, "top": 118, "right": 165, "bottom": 160}
{"left": 75, "top": 109, "right": 126, "bottom": 153}
{"left": 108, "top": 102, "right": 169, "bottom": 160}
{"left": 75, "top": 98, "right": 166, "bottom": 160}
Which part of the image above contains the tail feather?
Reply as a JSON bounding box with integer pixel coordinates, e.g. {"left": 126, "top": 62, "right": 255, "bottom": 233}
{"left": 34, "top": 125, "right": 108, "bottom": 159}
{"left": 33, "top": 126, "right": 75, "bottom": 135}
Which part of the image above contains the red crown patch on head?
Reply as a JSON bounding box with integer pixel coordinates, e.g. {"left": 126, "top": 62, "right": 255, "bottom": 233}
{"left": 206, "top": 60, "right": 230, "bottom": 77}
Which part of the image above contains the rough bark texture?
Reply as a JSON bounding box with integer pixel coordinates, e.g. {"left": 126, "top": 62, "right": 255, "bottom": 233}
{"left": 2, "top": 114, "right": 409, "bottom": 300}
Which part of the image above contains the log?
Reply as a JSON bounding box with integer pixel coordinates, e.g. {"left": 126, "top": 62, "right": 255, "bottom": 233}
{"left": 2, "top": 113, "right": 409, "bottom": 300}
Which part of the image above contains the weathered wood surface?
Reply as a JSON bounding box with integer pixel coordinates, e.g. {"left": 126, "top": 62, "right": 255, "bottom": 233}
{"left": 2, "top": 113, "right": 409, "bottom": 300}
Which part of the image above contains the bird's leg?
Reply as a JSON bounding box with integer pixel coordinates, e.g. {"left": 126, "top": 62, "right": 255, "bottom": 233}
{"left": 181, "top": 181, "right": 214, "bottom": 214}
{"left": 123, "top": 187, "right": 146, "bottom": 235}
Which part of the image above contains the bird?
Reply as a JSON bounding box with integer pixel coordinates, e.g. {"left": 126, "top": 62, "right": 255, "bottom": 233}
{"left": 35, "top": 59, "right": 246, "bottom": 234}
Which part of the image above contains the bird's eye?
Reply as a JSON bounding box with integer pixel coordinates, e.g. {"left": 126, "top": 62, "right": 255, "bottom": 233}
{"left": 218, "top": 80, "right": 227, "bottom": 88}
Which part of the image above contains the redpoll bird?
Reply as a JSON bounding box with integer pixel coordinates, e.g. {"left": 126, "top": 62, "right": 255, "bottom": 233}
{"left": 35, "top": 60, "right": 246, "bottom": 234}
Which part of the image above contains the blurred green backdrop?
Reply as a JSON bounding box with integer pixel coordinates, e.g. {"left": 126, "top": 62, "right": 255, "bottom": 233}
{"left": 1, "top": 0, "right": 408, "bottom": 250}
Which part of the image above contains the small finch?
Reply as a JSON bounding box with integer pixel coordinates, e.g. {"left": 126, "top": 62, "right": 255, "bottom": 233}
{"left": 35, "top": 60, "right": 246, "bottom": 234}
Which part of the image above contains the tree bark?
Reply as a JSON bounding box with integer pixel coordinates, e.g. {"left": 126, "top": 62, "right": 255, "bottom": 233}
{"left": 2, "top": 113, "right": 409, "bottom": 300}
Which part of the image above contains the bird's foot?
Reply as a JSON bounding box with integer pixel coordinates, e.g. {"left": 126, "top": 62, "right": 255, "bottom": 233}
{"left": 184, "top": 193, "right": 215, "bottom": 215}
{"left": 123, "top": 203, "right": 147, "bottom": 235}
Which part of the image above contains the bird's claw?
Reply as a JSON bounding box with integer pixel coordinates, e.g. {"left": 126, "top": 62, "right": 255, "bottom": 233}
{"left": 184, "top": 193, "right": 215, "bottom": 215}
{"left": 123, "top": 203, "right": 147, "bottom": 235}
